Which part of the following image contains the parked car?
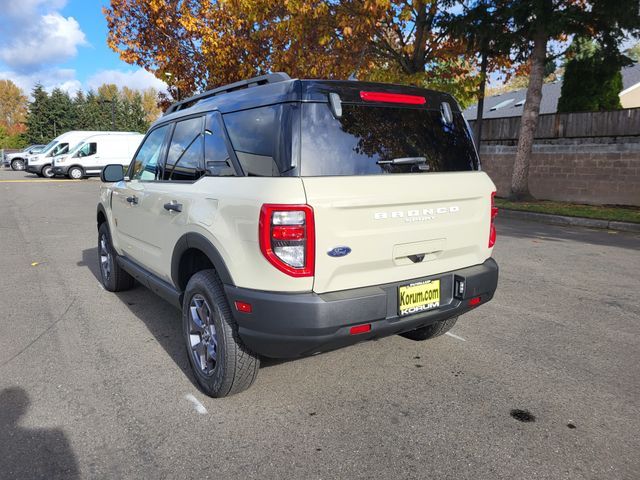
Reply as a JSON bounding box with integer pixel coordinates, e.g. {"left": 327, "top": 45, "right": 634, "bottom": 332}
{"left": 3, "top": 145, "right": 45, "bottom": 170}
{"left": 97, "top": 73, "right": 499, "bottom": 398}
{"left": 52, "top": 132, "right": 144, "bottom": 179}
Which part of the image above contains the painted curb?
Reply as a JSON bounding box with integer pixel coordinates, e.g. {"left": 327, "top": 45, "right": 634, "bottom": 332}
{"left": 500, "top": 209, "right": 640, "bottom": 233}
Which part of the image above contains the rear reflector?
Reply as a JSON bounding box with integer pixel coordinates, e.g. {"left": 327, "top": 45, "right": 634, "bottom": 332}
{"left": 360, "top": 91, "right": 426, "bottom": 105}
{"left": 234, "top": 301, "right": 252, "bottom": 313}
{"left": 350, "top": 324, "right": 371, "bottom": 335}
{"left": 489, "top": 192, "right": 498, "bottom": 248}
{"left": 469, "top": 296, "right": 482, "bottom": 306}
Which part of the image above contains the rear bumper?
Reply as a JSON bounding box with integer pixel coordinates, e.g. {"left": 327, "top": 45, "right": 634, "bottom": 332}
{"left": 225, "top": 258, "right": 498, "bottom": 358}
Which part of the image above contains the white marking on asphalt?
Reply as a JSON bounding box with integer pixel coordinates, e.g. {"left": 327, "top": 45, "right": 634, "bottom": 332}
{"left": 445, "top": 332, "right": 466, "bottom": 342}
{"left": 97, "top": 283, "right": 104, "bottom": 290}
{"left": 185, "top": 394, "right": 208, "bottom": 414}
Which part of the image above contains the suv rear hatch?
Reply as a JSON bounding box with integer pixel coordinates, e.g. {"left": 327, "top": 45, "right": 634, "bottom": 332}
{"left": 298, "top": 86, "right": 495, "bottom": 294}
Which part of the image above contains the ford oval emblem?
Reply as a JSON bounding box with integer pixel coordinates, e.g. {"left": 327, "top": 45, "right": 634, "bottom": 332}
{"left": 327, "top": 246, "right": 352, "bottom": 258}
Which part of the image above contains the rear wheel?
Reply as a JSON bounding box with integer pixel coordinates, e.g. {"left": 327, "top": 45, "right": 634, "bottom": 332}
{"left": 183, "top": 270, "right": 260, "bottom": 397}
{"left": 98, "top": 223, "right": 135, "bottom": 292}
{"left": 11, "top": 159, "right": 25, "bottom": 171}
{"left": 400, "top": 316, "right": 458, "bottom": 341}
{"left": 68, "top": 166, "right": 83, "bottom": 179}
{"left": 41, "top": 165, "right": 54, "bottom": 178}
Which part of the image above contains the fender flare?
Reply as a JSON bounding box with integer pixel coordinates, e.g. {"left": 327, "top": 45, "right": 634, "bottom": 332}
{"left": 96, "top": 203, "right": 108, "bottom": 226}
{"left": 171, "top": 232, "right": 234, "bottom": 288}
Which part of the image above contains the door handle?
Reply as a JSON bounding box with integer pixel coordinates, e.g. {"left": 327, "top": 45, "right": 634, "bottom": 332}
{"left": 164, "top": 201, "right": 182, "bottom": 213}
{"left": 126, "top": 195, "right": 138, "bottom": 205}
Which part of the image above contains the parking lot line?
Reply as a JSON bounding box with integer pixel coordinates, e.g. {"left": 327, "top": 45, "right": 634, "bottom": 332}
{"left": 0, "top": 179, "right": 82, "bottom": 183}
{"left": 445, "top": 332, "right": 466, "bottom": 342}
{"left": 184, "top": 394, "right": 208, "bottom": 415}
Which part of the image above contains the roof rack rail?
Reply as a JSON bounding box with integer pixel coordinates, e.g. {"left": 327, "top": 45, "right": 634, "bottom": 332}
{"left": 164, "top": 72, "right": 291, "bottom": 115}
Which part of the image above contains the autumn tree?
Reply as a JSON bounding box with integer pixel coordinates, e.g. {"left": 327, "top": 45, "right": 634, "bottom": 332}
{"left": 104, "top": 1, "right": 481, "bottom": 104}
{"left": 0, "top": 79, "right": 28, "bottom": 134}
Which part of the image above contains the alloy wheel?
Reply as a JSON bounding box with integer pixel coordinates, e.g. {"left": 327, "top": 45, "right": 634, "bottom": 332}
{"left": 188, "top": 294, "right": 218, "bottom": 376}
{"left": 99, "top": 234, "right": 112, "bottom": 282}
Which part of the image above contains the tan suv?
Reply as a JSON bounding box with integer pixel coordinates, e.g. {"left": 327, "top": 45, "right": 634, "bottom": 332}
{"left": 97, "top": 73, "right": 499, "bottom": 397}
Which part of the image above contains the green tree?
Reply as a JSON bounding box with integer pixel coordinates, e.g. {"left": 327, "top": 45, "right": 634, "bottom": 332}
{"left": 558, "top": 37, "right": 625, "bottom": 112}
{"left": 507, "top": 0, "right": 640, "bottom": 200}
{"left": 48, "top": 88, "right": 76, "bottom": 136}
{"left": 447, "top": 0, "right": 514, "bottom": 146}
{"left": 26, "top": 84, "right": 52, "bottom": 144}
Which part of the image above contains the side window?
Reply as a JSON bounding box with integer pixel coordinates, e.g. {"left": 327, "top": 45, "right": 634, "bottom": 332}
{"left": 223, "top": 105, "right": 290, "bottom": 176}
{"left": 77, "top": 142, "right": 97, "bottom": 157}
{"left": 164, "top": 116, "right": 204, "bottom": 181}
{"left": 50, "top": 143, "right": 68, "bottom": 156}
{"left": 130, "top": 125, "right": 169, "bottom": 181}
{"left": 204, "top": 112, "right": 234, "bottom": 176}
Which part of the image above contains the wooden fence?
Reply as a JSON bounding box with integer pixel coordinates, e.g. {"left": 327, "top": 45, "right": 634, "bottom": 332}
{"left": 468, "top": 108, "right": 640, "bottom": 141}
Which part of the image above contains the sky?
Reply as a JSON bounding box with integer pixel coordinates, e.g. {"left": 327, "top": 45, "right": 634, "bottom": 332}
{"left": 0, "top": 0, "right": 167, "bottom": 96}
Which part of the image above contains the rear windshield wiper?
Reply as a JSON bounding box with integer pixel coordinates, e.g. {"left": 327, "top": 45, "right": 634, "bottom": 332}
{"left": 376, "top": 157, "right": 426, "bottom": 165}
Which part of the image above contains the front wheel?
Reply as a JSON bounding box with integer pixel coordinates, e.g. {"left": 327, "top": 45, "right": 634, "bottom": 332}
{"left": 11, "top": 159, "right": 25, "bottom": 171}
{"left": 68, "top": 166, "right": 83, "bottom": 179}
{"left": 183, "top": 270, "right": 260, "bottom": 397}
{"left": 98, "top": 223, "right": 135, "bottom": 292}
{"left": 41, "top": 165, "right": 54, "bottom": 178}
{"left": 400, "top": 316, "right": 458, "bottom": 341}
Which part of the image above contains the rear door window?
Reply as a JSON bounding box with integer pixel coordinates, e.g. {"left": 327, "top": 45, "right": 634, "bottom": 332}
{"left": 300, "top": 103, "right": 478, "bottom": 176}
{"left": 164, "top": 116, "right": 205, "bottom": 181}
{"left": 223, "top": 105, "right": 293, "bottom": 176}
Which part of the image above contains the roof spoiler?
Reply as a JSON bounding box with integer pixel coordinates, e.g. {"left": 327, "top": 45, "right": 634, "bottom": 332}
{"left": 164, "top": 72, "right": 291, "bottom": 115}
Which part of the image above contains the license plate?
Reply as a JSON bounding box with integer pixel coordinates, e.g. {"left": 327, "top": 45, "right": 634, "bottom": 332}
{"left": 398, "top": 279, "right": 440, "bottom": 316}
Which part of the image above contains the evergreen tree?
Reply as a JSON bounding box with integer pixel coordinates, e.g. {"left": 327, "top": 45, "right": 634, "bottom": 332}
{"left": 26, "top": 84, "right": 51, "bottom": 144}
{"left": 558, "top": 37, "right": 625, "bottom": 112}
{"left": 48, "top": 88, "right": 75, "bottom": 136}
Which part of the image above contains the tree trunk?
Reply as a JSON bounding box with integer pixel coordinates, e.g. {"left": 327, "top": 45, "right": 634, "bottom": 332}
{"left": 474, "top": 52, "right": 488, "bottom": 148}
{"left": 510, "top": 29, "right": 548, "bottom": 200}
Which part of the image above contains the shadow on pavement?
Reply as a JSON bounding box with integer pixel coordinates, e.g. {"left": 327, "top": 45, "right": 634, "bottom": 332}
{"left": 0, "top": 387, "right": 80, "bottom": 480}
{"left": 78, "top": 247, "right": 290, "bottom": 390}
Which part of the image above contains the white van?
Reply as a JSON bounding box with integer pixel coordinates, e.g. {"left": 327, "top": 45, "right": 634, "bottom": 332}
{"left": 25, "top": 131, "right": 140, "bottom": 178}
{"left": 52, "top": 132, "right": 144, "bottom": 179}
{"left": 25, "top": 131, "right": 103, "bottom": 178}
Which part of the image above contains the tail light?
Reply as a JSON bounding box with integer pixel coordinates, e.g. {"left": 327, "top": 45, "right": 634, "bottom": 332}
{"left": 489, "top": 192, "right": 498, "bottom": 248}
{"left": 259, "top": 204, "right": 315, "bottom": 277}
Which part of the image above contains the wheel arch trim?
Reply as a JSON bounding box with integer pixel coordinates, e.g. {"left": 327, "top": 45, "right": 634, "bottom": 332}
{"left": 171, "top": 232, "right": 234, "bottom": 289}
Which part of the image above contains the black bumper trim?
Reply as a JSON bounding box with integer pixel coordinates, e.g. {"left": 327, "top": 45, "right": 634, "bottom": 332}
{"left": 225, "top": 258, "right": 498, "bottom": 358}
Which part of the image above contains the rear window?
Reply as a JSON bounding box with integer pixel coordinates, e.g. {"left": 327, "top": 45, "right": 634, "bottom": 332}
{"left": 300, "top": 103, "right": 478, "bottom": 176}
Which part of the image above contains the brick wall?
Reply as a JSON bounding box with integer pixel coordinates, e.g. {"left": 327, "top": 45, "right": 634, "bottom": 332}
{"left": 480, "top": 141, "right": 640, "bottom": 206}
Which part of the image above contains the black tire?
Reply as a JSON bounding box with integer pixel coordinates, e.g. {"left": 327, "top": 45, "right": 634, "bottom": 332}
{"left": 183, "top": 270, "right": 260, "bottom": 397}
{"left": 98, "top": 222, "right": 135, "bottom": 292}
{"left": 68, "top": 166, "right": 84, "bottom": 179}
{"left": 400, "top": 316, "right": 458, "bottom": 341}
{"left": 41, "top": 164, "right": 54, "bottom": 178}
{"left": 11, "top": 159, "right": 25, "bottom": 171}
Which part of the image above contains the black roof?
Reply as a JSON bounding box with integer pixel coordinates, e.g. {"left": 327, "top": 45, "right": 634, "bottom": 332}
{"left": 153, "top": 76, "right": 459, "bottom": 128}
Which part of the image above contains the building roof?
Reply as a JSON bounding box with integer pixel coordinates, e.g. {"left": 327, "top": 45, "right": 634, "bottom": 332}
{"left": 463, "top": 63, "right": 640, "bottom": 120}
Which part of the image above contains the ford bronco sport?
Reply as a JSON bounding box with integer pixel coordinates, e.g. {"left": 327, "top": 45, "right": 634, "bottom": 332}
{"left": 97, "top": 73, "right": 499, "bottom": 397}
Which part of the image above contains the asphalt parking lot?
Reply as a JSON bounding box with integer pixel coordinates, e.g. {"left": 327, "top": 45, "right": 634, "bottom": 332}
{"left": 0, "top": 168, "right": 639, "bottom": 480}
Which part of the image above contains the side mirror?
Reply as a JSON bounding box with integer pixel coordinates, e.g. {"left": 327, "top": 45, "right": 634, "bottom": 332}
{"left": 101, "top": 164, "right": 125, "bottom": 183}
